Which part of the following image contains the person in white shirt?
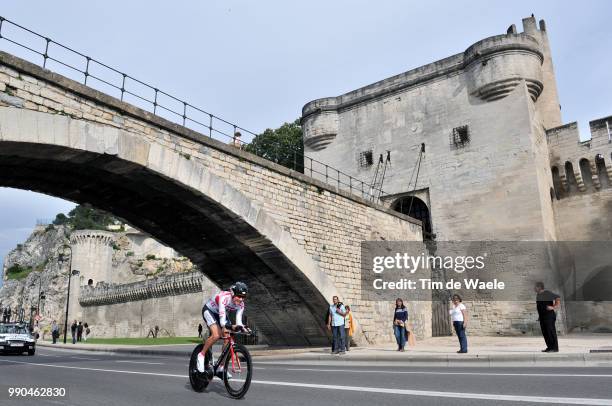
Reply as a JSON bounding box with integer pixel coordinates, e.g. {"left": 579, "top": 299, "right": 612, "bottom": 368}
{"left": 449, "top": 294, "right": 468, "bottom": 353}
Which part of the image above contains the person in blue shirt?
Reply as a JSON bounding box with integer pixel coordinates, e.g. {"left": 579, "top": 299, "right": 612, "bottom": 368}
{"left": 393, "top": 298, "right": 408, "bottom": 351}
{"left": 327, "top": 296, "right": 347, "bottom": 354}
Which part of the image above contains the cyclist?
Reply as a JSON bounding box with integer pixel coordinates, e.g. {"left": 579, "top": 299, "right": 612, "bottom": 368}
{"left": 197, "top": 282, "right": 249, "bottom": 375}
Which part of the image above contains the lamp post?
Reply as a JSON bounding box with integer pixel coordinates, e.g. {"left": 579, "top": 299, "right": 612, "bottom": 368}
{"left": 57, "top": 244, "right": 79, "bottom": 344}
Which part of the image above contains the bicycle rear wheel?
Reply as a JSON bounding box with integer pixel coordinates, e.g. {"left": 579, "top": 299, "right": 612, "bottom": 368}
{"left": 189, "top": 344, "right": 209, "bottom": 392}
{"left": 223, "top": 344, "right": 252, "bottom": 399}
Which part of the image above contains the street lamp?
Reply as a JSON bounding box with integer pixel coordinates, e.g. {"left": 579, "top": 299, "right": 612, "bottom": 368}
{"left": 57, "top": 244, "right": 79, "bottom": 344}
{"left": 63, "top": 269, "right": 80, "bottom": 344}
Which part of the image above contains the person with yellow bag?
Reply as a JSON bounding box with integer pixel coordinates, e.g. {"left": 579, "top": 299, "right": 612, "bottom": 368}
{"left": 344, "top": 305, "right": 355, "bottom": 351}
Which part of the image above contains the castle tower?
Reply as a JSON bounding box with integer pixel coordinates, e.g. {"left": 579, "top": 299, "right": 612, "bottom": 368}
{"left": 522, "top": 16, "right": 563, "bottom": 130}
{"left": 301, "top": 15, "right": 566, "bottom": 335}
{"left": 68, "top": 230, "right": 115, "bottom": 320}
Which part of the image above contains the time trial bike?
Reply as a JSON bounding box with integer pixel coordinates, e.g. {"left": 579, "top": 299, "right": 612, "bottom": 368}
{"left": 189, "top": 330, "right": 254, "bottom": 399}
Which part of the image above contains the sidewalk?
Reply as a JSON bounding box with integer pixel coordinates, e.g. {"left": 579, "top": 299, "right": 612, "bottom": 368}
{"left": 37, "top": 334, "right": 612, "bottom": 366}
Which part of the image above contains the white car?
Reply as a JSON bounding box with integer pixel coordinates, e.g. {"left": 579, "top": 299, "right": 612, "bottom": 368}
{"left": 0, "top": 323, "right": 36, "bottom": 355}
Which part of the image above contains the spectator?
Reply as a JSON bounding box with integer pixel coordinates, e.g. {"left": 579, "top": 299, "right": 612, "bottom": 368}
{"left": 70, "top": 320, "right": 77, "bottom": 344}
{"left": 393, "top": 298, "right": 408, "bottom": 351}
{"left": 77, "top": 321, "right": 83, "bottom": 342}
{"left": 326, "top": 296, "right": 347, "bottom": 355}
{"left": 32, "top": 321, "right": 40, "bottom": 341}
{"left": 51, "top": 320, "right": 59, "bottom": 344}
{"left": 450, "top": 294, "right": 468, "bottom": 353}
{"left": 344, "top": 305, "right": 355, "bottom": 351}
{"left": 535, "top": 282, "right": 561, "bottom": 353}
{"left": 84, "top": 323, "right": 90, "bottom": 342}
{"left": 198, "top": 323, "right": 203, "bottom": 338}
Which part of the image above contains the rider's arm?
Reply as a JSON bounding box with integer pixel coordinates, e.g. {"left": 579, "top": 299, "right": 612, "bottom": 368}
{"left": 218, "top": 297, "right": 229, "bottom": 329}
{"left": 235, "top": 306, "right": 244, "bottom": 328}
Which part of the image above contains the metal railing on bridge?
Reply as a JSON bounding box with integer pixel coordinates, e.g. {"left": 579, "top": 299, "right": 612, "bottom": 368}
{"left": 0, "top": 16, "right": 389, "bottom": 202}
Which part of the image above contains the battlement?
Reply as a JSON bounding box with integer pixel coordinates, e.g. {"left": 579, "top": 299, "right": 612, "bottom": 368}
{"left": 548, "top": 114, "right": 612, "bottom": 199}
{"left": 78, "top": 271, "right": 203, "bottom": 306}
{"left": 70, "top": 230, "right": 115, "bottom": 247}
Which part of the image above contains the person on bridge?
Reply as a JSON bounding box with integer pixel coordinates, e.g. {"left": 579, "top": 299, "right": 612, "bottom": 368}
{"left": 197, "top": 282, "right": 250, "bottom": 375}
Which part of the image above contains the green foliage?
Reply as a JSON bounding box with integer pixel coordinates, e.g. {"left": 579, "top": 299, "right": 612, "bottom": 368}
{"left": 244, "top": 119, "right": 304, "bottom": 171}
{"left": 146, "top": 254, "right": 157, "bottom": 260}
{"left": 6, "top": 264, "right": 34, "bottom": 280}
{"left": 53, "top": 204, "right": 118, "bottom": 231}
{"left": 52, "top": 213, "right": 69, "bottom": 225}
{"left": 126, "top": 251, "right": 134, "bottom": 257}
{"left": 45, "top": 224, "right": 55, "bottom": 232}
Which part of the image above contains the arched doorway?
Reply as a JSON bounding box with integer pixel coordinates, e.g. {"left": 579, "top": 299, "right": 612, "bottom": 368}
{"left": 392, "top": 196, "right": 432, "bottom": 236}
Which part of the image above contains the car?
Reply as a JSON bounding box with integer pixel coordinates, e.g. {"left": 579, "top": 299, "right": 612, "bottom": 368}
{"left": 0, "top": 323, "right": 36, "bottom": 355}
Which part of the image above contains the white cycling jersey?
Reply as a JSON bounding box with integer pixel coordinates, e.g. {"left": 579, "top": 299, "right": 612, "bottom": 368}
{"left": 204, "top": 290, "right": 244, "bottom": 327}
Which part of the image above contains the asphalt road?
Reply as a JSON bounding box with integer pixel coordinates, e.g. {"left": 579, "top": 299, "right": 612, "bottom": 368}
{"left": 1, "top": 347, "right": 612, "bottom": 406}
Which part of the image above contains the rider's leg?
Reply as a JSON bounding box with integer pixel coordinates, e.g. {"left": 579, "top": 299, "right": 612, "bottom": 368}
{"left": 197, "top": 323, "right": 220, "bottom": 372}
{"left": 197, "top": 312, "right": 221, "bottom": 372}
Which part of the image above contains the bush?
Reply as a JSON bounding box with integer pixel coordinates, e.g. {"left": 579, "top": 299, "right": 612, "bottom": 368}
{"left": 6, "top": 264, "right": 34, "bottom": 280}
{"left": 146, "top": 254, "right": 156, "bottom": 260}
{"left": 126, "top": 251, "right": 134, "bottom": 257}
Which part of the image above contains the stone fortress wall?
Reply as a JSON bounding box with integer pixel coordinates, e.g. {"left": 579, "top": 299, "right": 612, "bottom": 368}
{"left": 301, "top": 15, "right": 612, "bottom": 335}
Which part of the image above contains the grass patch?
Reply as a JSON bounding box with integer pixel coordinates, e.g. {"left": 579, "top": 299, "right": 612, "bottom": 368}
{"left": 6, "top": 264, "right": 34, "bottom": 280}
{"left": 83, "top": 336, "right": 202, "bottom": 345}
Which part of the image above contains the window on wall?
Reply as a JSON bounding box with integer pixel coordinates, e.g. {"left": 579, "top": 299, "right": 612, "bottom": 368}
{"left": 450, "top": 125, "right": 470, "bottom": 149}
{"left": 565, "top": 161, "right": 578, "bottom": 193}
{"left": 579, "top": 158, "right": 594, "bottom": 190}
{"left": 359, "top": 150, "right": 374, "bottom": 167}
{"left": 595, "top": 154, "right": 609, "bottom": 188}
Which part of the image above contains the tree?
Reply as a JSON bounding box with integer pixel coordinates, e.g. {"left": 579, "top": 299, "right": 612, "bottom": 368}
{"left": 52, "top": 204, "right": 118, "bottom": 231}
{"left": 244, "top": 119, "right": 304, "bottom": 171}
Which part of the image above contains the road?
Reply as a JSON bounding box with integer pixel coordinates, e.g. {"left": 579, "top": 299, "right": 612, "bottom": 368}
{"left": 1, "top": 347, "right": 612, "bottom": 406}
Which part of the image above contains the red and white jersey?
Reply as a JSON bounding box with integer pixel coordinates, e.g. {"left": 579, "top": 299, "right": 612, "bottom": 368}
{"left": 204, "top": 290, "right": 244, "bottom": 327}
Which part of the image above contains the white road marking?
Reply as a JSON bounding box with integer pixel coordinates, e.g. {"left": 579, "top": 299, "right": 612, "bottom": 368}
{"left": 70, "top": 356, "right": 100, "bottom": 361}
{"left": 282, "top": 367, "right": 612, "bottom": 378}
{"left": 250, "top": 380, "right": 612, "bottom": 405}
{"left": 116, "top": 360, "right": 165, "bottom": 365}
{"left": 1, "top": 358, "right": 611, "bottom": 405}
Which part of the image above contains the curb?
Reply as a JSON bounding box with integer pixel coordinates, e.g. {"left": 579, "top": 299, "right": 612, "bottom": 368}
{"left": 37, "top": 342, "right": 612, "bottom": 366}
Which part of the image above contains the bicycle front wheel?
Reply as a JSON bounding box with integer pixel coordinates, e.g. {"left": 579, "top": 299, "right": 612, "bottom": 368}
{"left": 223, "top": 343, "right": 252, "bottom": 399}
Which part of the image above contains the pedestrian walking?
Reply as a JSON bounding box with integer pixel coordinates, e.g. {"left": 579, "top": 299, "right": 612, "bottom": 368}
{"left": 84, "top": 323, "right": 90, "bottom": 342}
{"left": 77, "top": 321, "right": 83, "bottom": 342}
{"left": 450, "top": 294, "right": 468, "bottom": 353}
{"left": 198, "top": 323, "right": 203, "bottom": 338}
{"left": 393, "top": 298, "right": 408, "bottom": 351}
{"left": 51, "top": 320, "right": 59, "bottom": 344}
{"left": 70, "top": 320, "right": 77, "bottom": 344}
{"left": 344, "top": 305, "right": 355, "bottom": 351}
{"left": 534, "top": 282, "right": 561, "bottom": 352}
{"left": 327, "top": 296, "right": 347, "bottom": 354}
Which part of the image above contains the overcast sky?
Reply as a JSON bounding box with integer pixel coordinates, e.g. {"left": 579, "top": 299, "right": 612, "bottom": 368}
{"left": 1, "top": 1, "right": 611, "bottom": 282}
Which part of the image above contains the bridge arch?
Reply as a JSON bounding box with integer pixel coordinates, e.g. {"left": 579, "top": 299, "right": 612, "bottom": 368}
{"left": 0, "top": 107, "right": 346, "bottom": 346}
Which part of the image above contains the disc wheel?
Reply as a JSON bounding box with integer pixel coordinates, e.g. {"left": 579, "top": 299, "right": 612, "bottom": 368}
{"left": 189, "top": 344, "right": 209, "bottom": 392}
{"left": 223, "top": 344, "right": 252, "bottom": 399}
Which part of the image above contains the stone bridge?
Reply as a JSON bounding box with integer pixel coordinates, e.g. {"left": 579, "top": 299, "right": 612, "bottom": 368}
{"left": 0, "top": 51, "right": 423, "bottom": 345}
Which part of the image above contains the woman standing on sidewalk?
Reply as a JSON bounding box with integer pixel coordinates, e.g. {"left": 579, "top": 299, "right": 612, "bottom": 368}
{"left": 393, "top": 298, "right": 408, "bottom": 351}
{"left": 450, "top": 294, "right": 468, "bottom": 353}
{"left": 344, "top": 306, "right": 355, "bottom": 351}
